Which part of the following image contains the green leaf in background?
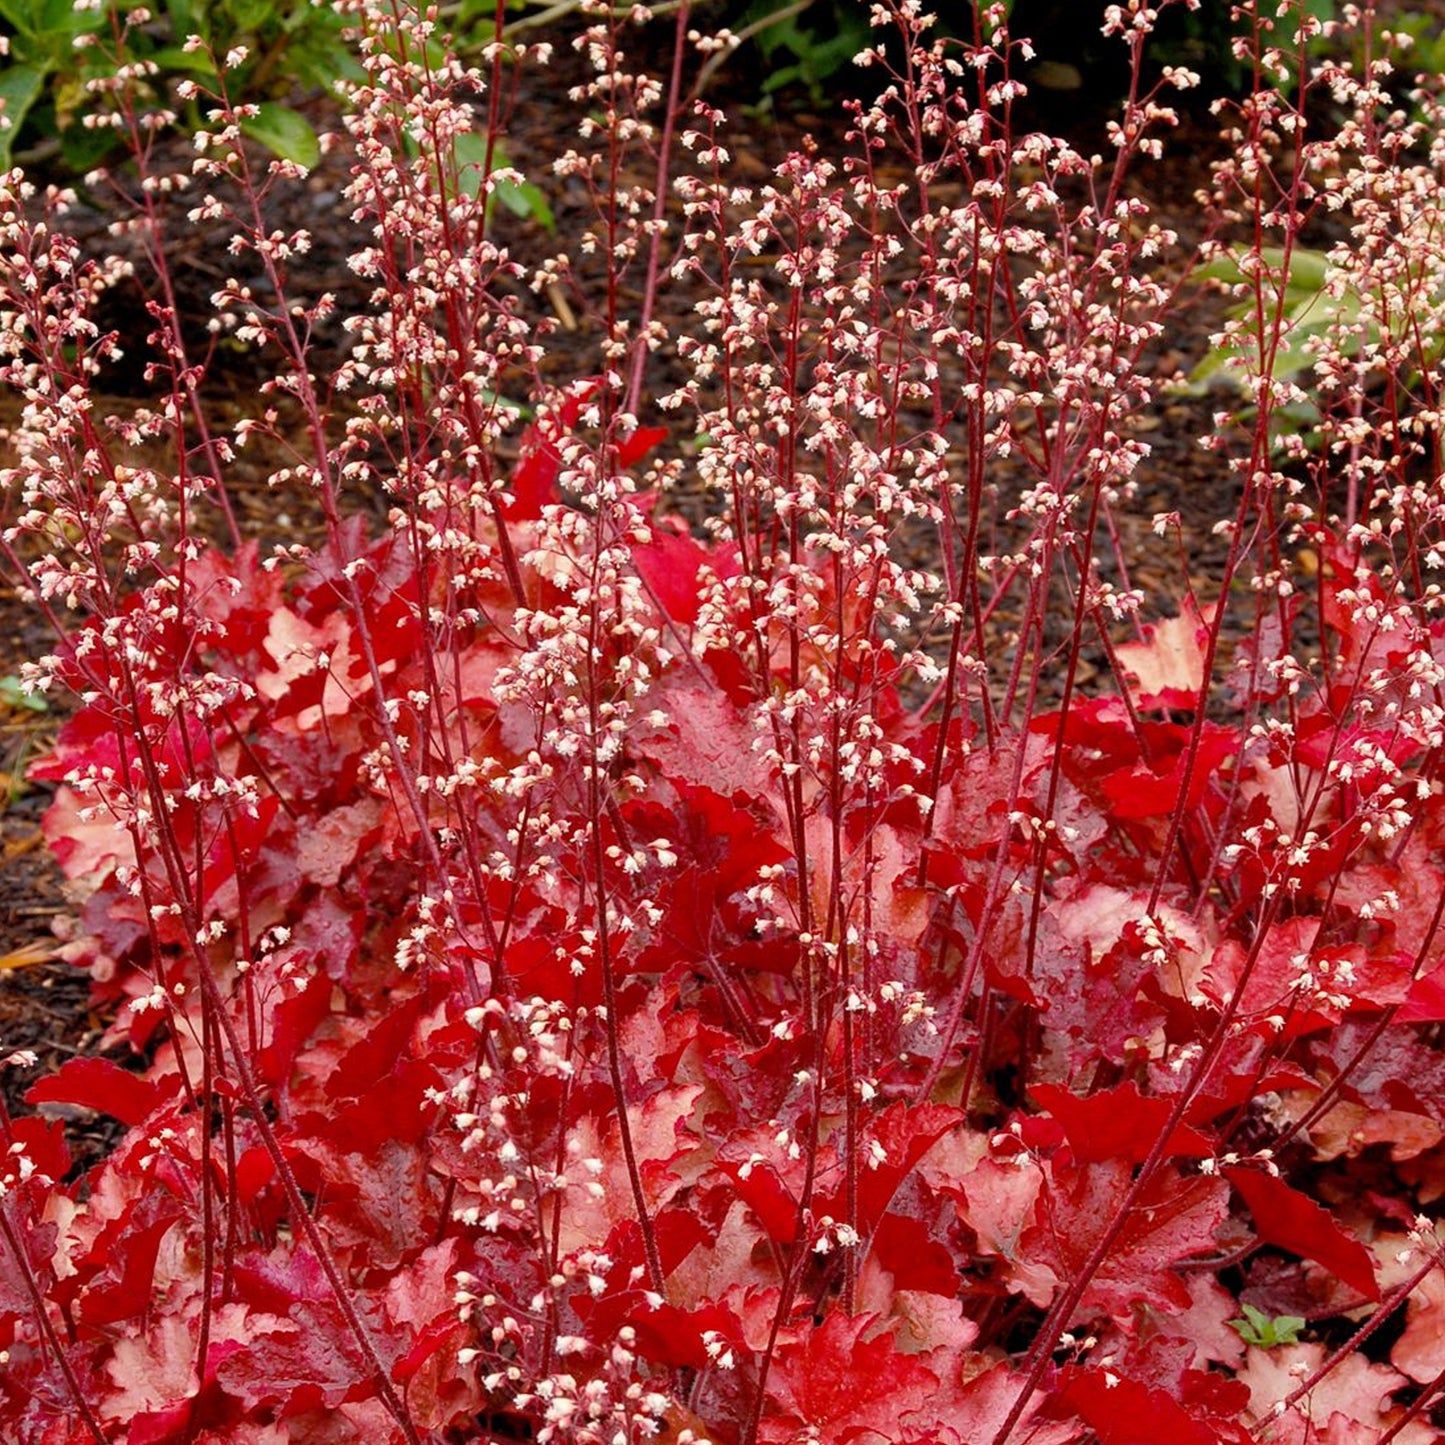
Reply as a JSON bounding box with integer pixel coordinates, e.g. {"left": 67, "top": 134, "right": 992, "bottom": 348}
{"left": 148, "top": 46, "right": 223, "bottom": 79}
{"left": 744, "top": 0, "right": 871, "bottom": 103}
{"left": 0, "top": 64, "right": 44, "bottom": 168}
{"left": 240, "top": 101, "right": 320, "bottom": 168}
{"left": 493, "top": 172, "right": 553, "bottom": 230}
{"left": 451, "top": 132, "right": 554, "bottom": 231}
{"left": 226, "top": 0, "right": 275, "bottom": 32}
{"left": 285, "top": 15, "right": 368, "bottom": 92}
{"left": 1182, "top": 246, "right": 1357, "bottom": 395}
{"left": 162, "top": 0, "right": 202, "bottom": 46}
{"left": 59, "top": 113, "right": 123, "bottom": 173}
{"left": 0, "top": 675, "right": 46, "bottom": 713}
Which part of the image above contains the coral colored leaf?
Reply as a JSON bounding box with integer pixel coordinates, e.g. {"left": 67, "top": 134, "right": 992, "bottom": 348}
{"left": 1225, "top": 1166, "right": 1379, "bottom": 1301}
{"left": 626, "top": 1299, "right": 744, "bottom": 1370}
{"left": 719, "top": 1156, "right": 798, "bottom": 1246}
{"left": 847, "top": 1103, "right": 963, "bottom": 1229}
{"left": 952, "top": 1154, "right": 1047, "bottom": 1288}
{"left": 235, "top": 1145, "right": 275, "bottom": 1206}
{"left": 256, "top": 972, "right": 334, "bottom": 1090}
{"left": 1020, "top": 1160, "right": 1228, "bottom": 1320}
{"left": 1392, "top": 1266, "right": 1445, "bottom": 1385}
{"left": 1050, "top": 1365, "right": 1218, "bottom": 1445}
{"left": 631, "top": 518, "right": 717, "bottom": 624}
{"left": 509, "top": 379, "right": 600, "bottom": 517}
{"left": 212, "top": 1296, "right": 380, "bottom": 1414}
{"left": 922, "top": 1363, "right": 1082, "bottom": 1445}
{"left": 8, "top": 1114, "right": 70, "bottom": 1191}
{"left": 1032, "top": 1081, "right": 1213, "bottom": 1166}
{"left": 764, "top": 1312, "right": 938, "bottom": 1444}
{"left": 104, "top": 1312, "right": 211, "bottom": 1425}
{"left": 26, "top": 1056, "right": 165, "bottom": 1128}
{"left": 1400, "top": 961, "right": 1445, "bottom": 1024}
{"left": 1240, "top": 1342, "right": 1428, "bottom": 1441}
{"left": 322, "top": 1142, "right": 444, "bottom": 1270}
{"left": 508, "top": 383, "right": 663, "bottom": 518}
{"left": 1115, "top": 598, "right": 1218, "bottom": 708}
{"left": 384, "top": 1239, "right": 477, "bottom": 1396}
{"left": 636, "top": 679, "right": 782, "bottom": 803}
{"left": 1099, "top": 725, "right": 1237, "bottom": 819}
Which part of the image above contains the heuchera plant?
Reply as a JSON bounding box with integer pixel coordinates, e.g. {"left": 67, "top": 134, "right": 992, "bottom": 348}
{"left": 3, "top": 0, "right": 1445, "bottom": 1441}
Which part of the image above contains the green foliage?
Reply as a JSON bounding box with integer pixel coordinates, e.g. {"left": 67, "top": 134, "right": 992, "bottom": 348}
{"left": 0, "top": 674, "right": 45, "bottom": 712}
{"left": 239, "top": 99, "right": 322, "bottom": 169}
{"left": 1181, "top": 244, "right": 1366, "bottom": 448}
{"left": 1228, "top": 1303, "right": 1307, "bottom": 1349}
{"left": 1185, "top": 245, "right": 1339, "bottom": 397}
{"left": 738, "top": 0, "right": 872, "bottom": 104}
{"left": 1382, "top": 10, "right": 1445, "bottom": 81}
{"left": 0, "top": 0, "right": 364, "bottom": 170}
{"left": 451, "top": 133, "right": 555, "bottom": 232}
{"left": 0, "top": 0, "right": 108, "bottom": 168}
{"left": 1182, "top": 234, "right": 1445, "bottom": 450}
{"left": 722, "top": 0, "right": 1322, "bottom": 108}
{"left": 1311, "top": 9, "right": 1445, "bottom": 131}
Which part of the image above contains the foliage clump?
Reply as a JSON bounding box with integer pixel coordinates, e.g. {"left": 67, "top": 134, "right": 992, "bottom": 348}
{"left": 2, "top": 2, "right": 1445, "bottom": 1442}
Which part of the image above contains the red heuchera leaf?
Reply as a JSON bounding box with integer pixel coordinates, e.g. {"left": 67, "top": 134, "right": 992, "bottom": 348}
{"left": 919, "top": 1363, "right": 1082, "bottom": 1445}
{"left": 1115, "top": 598, "right": 1218, "bottom": 708}
{"left": 1224, "top": 1165, "right": 1379, "bottom": 1301}
{"left": 234, "top": 1145, "right": 275, "bottom": 1207}
{"left": 631, "top": 783, "right": 793, "bottom": 977}
{"left": 510, "top": 381, "right": 600, "bottom": 518}
{"left": 625, "top": 1299, "right": 744, "bottom": 1371}
{"left": 1048, "top": 1364, "right": 1219, "bottom": 1445}
{"left": 509, "top": 380, "right": 667, "bottom": 518}
{"left": 827, "top": 1103, "right": 962, "bottom": 1230}
{"left": 322, "top": 993, "right": 427, "bottom": 1104}
{"left": 1099, "top": 723, "right": 1237, "bottom": 820}
{"left": 104, "top": 1311, "right": 214, "bottom": 1432}
{"left": 636, "top": 679, "right": 783, "bottom": 805}
{"left": 1400, "top": 960, "right": 1445, "bottom": 1024}
{"left": 26, "top": 1056, "right": 171, "bottom": 1128}
{"left": 1239, "top": 1341, "right": 1427, "bottom": 1442}
{"left": 1032, "top": 1082, "right": 1213, "bottom": 1166}
{"left": 1018, "top": 1160, "right": 1229, "bottom": 1320}
{"left": 74, "top": 1194, "right": 185, "bottom": 1327}
{"left": 315, "top": 1141, "right": 444, "bottom": 1270}
{"left": 211, "top": 1300, "right": 377, "bottom": 1416}
{"left": 631, "top": 511, "right": 738, "bottom": 624}
{"left": 762, "top": 1311, "right": 938, "bottom": 1444}
{"left": 717, "top": 1154, "right": 799, "bottom": 1247}
{"left": 870, "top": 1212, "right": 960, "bottom": 1296}
{"left": 255, "top": 972, "right": 334, "bottom": 1090}
{"left": 0, "top": 1215, "right": 57, "bottom": 1321}
{"left": 382, "top": 1239, "right": 486, "bottom": 1427}
{"left": 1202, "top": 916, "right": 1392, "bottom": 1038}
{"left": 617, "top": 424, "right": 669, "bottom": 468}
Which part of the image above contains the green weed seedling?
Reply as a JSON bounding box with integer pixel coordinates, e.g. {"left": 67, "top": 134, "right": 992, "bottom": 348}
{"left": 1229, "top": 1303, "right": 1307, "bottom": 1350}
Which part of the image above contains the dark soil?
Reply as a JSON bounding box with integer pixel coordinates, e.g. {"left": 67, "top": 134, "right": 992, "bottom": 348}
{"left": 0, "top": 23, "right": 1245, "bottom": 1124}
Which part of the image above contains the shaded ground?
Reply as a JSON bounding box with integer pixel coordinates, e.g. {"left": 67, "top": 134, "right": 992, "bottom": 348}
{"left": 0, "top": 23, "right": 1242, "bottom": 1124}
